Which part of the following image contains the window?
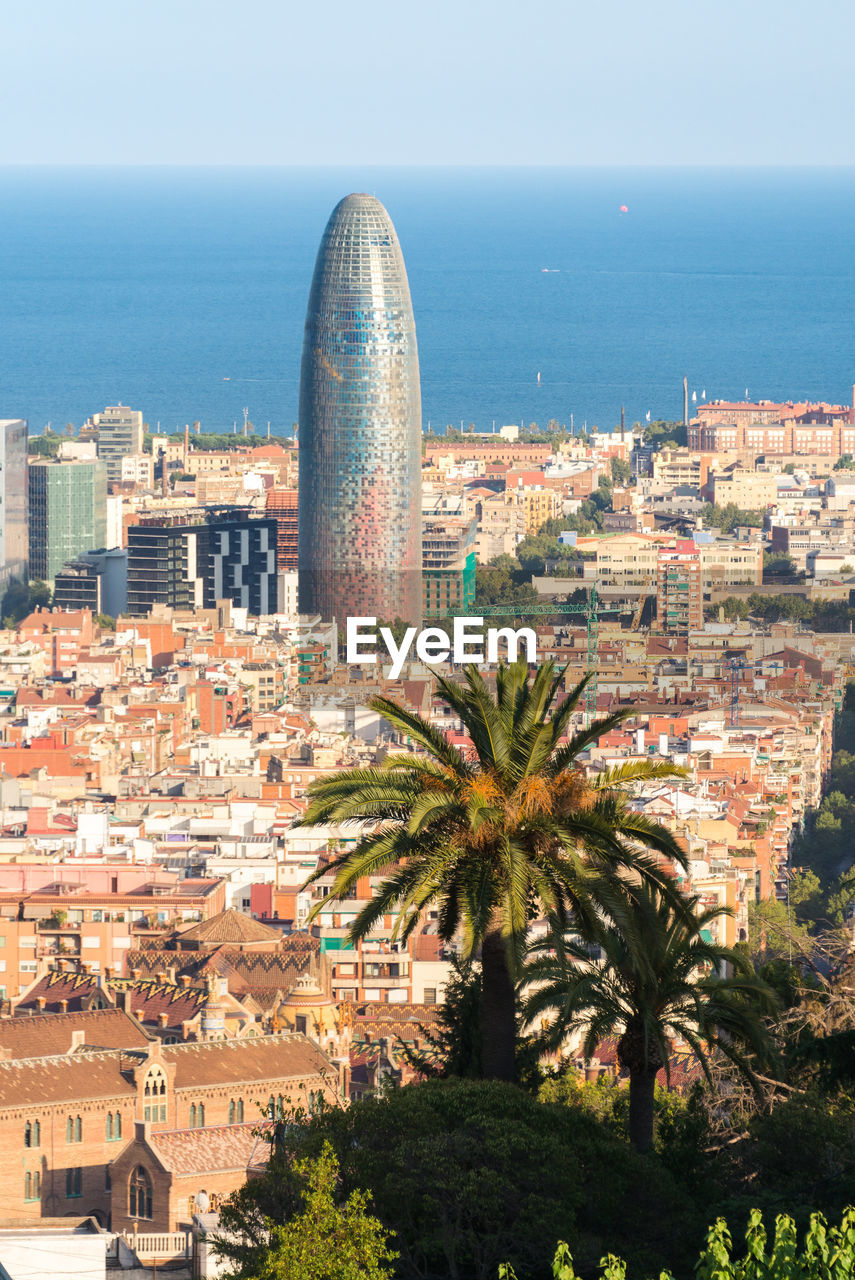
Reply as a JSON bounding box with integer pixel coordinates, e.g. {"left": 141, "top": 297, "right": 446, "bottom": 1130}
{"left": 24, "top": 1119, "right": 40, "bottom": 1147}
{"left": 66, "top": 1167, "right": 82, "bottom": 1198}
{"left": 107, "top": 1111, "right": 122, "bottom": 1140}
{"left": 129, "top": 1166, "right": 152, "bottom": 1219}
{"left": 143, "top": 1064, "right": 167, "bottom": 1121}
{"left": 189, "top": 1102, "right": 205, "bottom": 1128}
{"left": 105, "top": 1166, "right": 112, "bottom": 1192}
{"left": 423, "top": 987, "right": 437, "bottom": 1005}
{"left": 66, "top": 1115, "right": 82, "bottom": 1143}
{"left": 25, "top": 1171, "right": 40, "bottom": 1201}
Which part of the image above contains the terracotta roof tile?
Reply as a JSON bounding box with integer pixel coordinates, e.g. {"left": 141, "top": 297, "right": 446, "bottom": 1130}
{"left": 163, "top": 1034, "right": 333, "bottom": 1090}
{"left": 150, "top": 1121, "right": 271, "bottom": 1176}
{"left": 0, "top": 1033, "right": 333, "bottom": 1110}
{"left": 0, "top": 1008, "right": 150, "bottom": 1058}
{"left": 177, "top": 909, "right": 283, "bottom": 945}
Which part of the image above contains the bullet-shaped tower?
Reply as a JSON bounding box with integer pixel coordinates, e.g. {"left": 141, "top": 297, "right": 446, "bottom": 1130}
{"left": 298, "top": 194, "right": 422, "bottom": 625}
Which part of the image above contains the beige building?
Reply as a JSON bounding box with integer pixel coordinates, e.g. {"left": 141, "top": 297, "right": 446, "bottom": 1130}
{"left": 463, "top": 490, "right": 525, "bottom": 562}
{"left": 119, "top": 455, "right": 155, "bottom": 489}
{"left": 709, "top": 468, "right": 778, "bottom": 510}
{"left": 584, "top": 534, "right": 762, "bottom": 596}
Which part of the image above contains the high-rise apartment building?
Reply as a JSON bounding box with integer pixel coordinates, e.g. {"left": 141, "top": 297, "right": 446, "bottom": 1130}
{"left": 423, "top": 516, "right": 477, "bottom": 618}
{"left": 298, "top": 194, "right": 422, "bottom": 625}
{"left": 28, "top": 459, "right": 107, "bottom": 584}
{"left": 126, "top": 511, "right": 277, "bottom": 617}
{"left": 657, "top": 542, "right": 703, "bottom": 635}
{"left": 0, "top": 420, "right": 29, "bottom": 590}
{"left": 89, "top": 404, "right": 144, "bottom": 484}
{"left": 265, "top": 487, "right": 299, "bottom": 570}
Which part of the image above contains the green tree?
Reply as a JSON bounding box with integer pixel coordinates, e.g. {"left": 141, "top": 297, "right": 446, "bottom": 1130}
{"left": 763, "top": 550, "right": 799, "bottom": 580}
{"left": 1, "top": 578, "right": 51, "bottom": 629}
{"left": 502, "top": 1207, "right": 855, "bottom": 1280}
{"left": 610, "top": 457, "right": 631, "bottom": 485}
{"left": 524, "top": 882, "right": 777, "bottom": 1151}
{"left": 642, "top": 420, "right": 688, "bottom": 450}
{"left": 214, "top": 1141, "right": 396, "bottom": 1280}
{"left": 299, "top": 661, "right": 688, "bottom": 1081}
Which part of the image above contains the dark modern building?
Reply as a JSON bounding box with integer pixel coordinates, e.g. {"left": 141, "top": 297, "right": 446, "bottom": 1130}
{"left": 298, "top": 193, "right": 422, "bottom": 625}
{"left": 28, "top": 458, "right": 107, "bottom": 584}
{"left": 126, "top": 511, "right": 277, "bottom": 617}
{"left": 0, "top": 420, "right": 29, "bottom": 590}
{"left": 53, "top": 548, "right": 128, "bottom": 618}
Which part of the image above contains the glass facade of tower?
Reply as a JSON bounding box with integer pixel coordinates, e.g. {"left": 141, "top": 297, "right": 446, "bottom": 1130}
{"left": 28, "top": 459, "right": 108, "bottom": 584}
{"left": 298, "top": 194, "right": 422, "bottom": 626}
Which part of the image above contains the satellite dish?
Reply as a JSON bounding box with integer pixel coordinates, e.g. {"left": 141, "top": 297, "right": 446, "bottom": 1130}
{"left": 195, "top": 1191, "right": 210, "bottom": 1214}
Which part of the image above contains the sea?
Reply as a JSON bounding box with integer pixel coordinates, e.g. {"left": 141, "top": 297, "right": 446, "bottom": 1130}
{"left": 1, "top": 166, "right": 854, "bottom": 436}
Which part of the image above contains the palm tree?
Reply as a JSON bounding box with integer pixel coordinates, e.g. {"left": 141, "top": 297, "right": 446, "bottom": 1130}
{"left": 523, "top": 881, "right": 778, "bottom": 1150}
{"left": 298, "top": 659, "right": 689, "bottom": 1082}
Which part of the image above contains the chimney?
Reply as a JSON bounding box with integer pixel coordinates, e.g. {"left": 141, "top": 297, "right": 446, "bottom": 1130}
{"left": 167, "top": 966, "right": 177, "bottom": 985}
{"left": 36, "top": 996, "right": 46, "bottom": 1010}
{"left": 155, "top": 971, "right": 167, "bottom": 984}
{"left": 131, "top": 968, "right": 141, "bottom": 981}
{"left": 179, "top": 974, "right": 192, "bottom": 988}
{"left": 158, "top": 1012, "right": 169, "bottom": 1028}
{"left": 59, "top": 999, "right": 68, "bottom": 1013}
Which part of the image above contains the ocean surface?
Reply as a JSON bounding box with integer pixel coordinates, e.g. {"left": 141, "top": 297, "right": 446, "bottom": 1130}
{"left": 1, "top": 166, "right": 854, "bottom": 436}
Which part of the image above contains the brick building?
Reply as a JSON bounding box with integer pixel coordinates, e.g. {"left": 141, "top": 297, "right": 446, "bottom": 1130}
{"left": 0, "top": 1032, "right": 338, "bottom": 1230}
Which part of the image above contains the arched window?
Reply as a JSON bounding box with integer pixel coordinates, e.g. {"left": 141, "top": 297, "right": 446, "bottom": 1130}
{"left": 198, "top": 1103, "right": 205, "bottom": 1126}
{"left": 106, "top": 1114, "right": 113, "bottom": 1141}
{"left": 267, "top": 1095, "right": 275, "bottom": 1119}
{"left": 24, "top": 1172, "right": 31, "bottom": 1200}
{"left": 115, "top": 1112, "right": 122, "bottom": 1139}
{"left": 33, "top": 1170, "right": 40, "bottom": 1198}
{"left": 144, "top": 1065, "right": 167, "bottom": 1098}
{"left": 228, "top": 1099, "right": 235, "bottom": 1124}
{"left": 74, "top": 1116, "right": 82, "bottom": 1142}
{"left": 189, "top": 1104, "right": 197, "bottom": 1128}
{"left": 277, "top": 1094, "right": 284, "bottom": 1117}
{"left": 144, "top": 1066, "right": 168, "bottom": 1123}
{"left": 33, "top": 1120, "right": 40, "bottom": 1147}
{"left": 24, "top": 1122, "right": 32, "bottom": 1147}
{"left": 129, "top": 1166, "right": 152, "bottom": 1220}
{"left": 237, "top": 1098, "right": 244, "bottom": 1122}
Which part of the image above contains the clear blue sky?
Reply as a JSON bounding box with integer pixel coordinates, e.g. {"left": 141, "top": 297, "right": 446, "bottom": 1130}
{"left": 3, "top": 0, "right": 853, "bottom": 165}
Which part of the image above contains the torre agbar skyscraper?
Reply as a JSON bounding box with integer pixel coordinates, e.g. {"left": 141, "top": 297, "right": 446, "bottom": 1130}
{"left": 298, "top": 194, "right": 423, "bottom": 625}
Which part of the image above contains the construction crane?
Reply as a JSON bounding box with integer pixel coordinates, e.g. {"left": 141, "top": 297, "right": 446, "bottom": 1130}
{"left": 724, "top": 657, "right": 785, "bottom": 728}
{"left": 424, "top": 585, "right": 621, "bottom": 722}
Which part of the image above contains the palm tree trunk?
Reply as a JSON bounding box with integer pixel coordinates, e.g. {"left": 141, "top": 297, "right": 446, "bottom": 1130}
{"left": 480, "top": 925, "right": 516, "bottom": 1082}
{"left": 628, "top": 1068, "right": 657, "bottom": 1152}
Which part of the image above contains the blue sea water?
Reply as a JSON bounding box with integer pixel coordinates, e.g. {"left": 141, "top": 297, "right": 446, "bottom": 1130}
{"left": 1, "top": 166, "right": 854, "bottom": 435}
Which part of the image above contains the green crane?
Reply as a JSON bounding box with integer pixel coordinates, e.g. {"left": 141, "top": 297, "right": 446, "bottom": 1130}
{"left": 424, "top": 585, "right": 620, "bottom": 722}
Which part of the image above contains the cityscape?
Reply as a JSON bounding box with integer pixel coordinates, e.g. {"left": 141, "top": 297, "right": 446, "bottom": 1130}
{"left": 2, "top": 3, "right": 855, "bottom": 1278}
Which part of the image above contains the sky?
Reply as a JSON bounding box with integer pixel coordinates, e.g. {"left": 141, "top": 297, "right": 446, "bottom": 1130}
{"left": 2, "top": 0, "right": 854, "bottom": 166}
